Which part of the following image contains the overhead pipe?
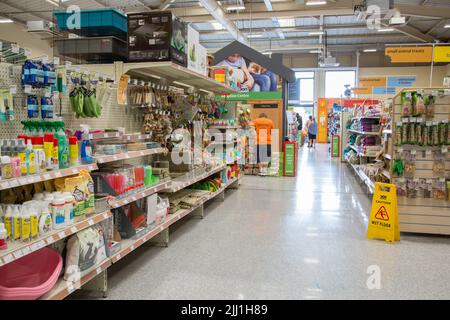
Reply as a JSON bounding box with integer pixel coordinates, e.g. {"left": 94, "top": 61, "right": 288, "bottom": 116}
{"left": 198, "top": 0, "right": 248, "bottom": 44}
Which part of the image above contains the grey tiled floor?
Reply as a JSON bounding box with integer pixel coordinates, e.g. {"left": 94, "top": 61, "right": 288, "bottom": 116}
{"left": 75, "top": 144, "right": 450, "bottom": 299}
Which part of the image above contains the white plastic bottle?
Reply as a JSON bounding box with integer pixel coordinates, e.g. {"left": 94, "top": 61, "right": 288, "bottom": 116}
{"left": 24, "top": 201, "right": 39, "bottom": 240}
{"left": 4, "top": 205, "right": 13, "bottom": 242}
{"left": 39, "top": 201, "right": 52, "bottom": 236}
{"left": 12, "top": 205, "right": 21, "bottom": 242}
{"left": 50, "top": 194, "right": 66, "bottom": 229}
{"left": 63, "top": 192, "right": 74, "bottom": 226}
{"left": 20, "top": 205, "right": 31, "bottom": 242}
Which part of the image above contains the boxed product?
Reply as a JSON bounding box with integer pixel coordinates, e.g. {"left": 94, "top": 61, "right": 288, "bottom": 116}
{"left": 187, "top": 25, "right": 199, "bottom": 72}
{"left": 127, "top": 11, "right": 187, "bottom": 66}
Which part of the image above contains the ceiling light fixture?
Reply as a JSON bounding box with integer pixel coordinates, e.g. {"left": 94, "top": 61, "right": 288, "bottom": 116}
{"left": 226, "top": 5, "right": 246, "bottom": 11}
{"left": 211, "top": 22, "right": 223, "bottom": 30}
{"left": 46, "top": 0, "right": 59, "bottom": 6}
{"left": 309, "top": 31, "right": 325, "bottom": 35}
{"left": 444, "top": 24, "right": 450, "bottom": 29}
{"left": 363, "top": 49, "right": 377, "bottom": 52}
{"left": 309, "top": 50, "right": 322, "bottom": 53}
{"left": 0, "top": 18, "right": 14, "bottom": 23}
{"left": 278, "top": 18, "right": 296, "bottom": 28}
{"left": 377, "top": 28, "right": 394, "bottom": 32}
{"left": 247, "top": 34, "right": 263, "bottom": 38}
{"left": 306, "top": 0, "right": 327, "bottom": 6}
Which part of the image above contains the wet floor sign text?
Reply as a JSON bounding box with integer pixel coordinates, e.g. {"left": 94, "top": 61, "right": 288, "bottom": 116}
{"left": 367, "top": 183, "right": 400, "bottom": 243}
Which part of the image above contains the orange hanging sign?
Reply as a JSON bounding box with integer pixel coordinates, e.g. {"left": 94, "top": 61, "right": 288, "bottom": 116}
{"left": 385, "top": 47, "right": 433, "bottom": 63}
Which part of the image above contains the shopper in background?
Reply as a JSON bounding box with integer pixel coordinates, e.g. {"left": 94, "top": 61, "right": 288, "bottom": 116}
{"left": 304, "top": 115, "right": 312, "bottom": 146}
{"left": 308, "top": 117, "right": 318, "bottom": 149}
{"left": 252, "top": 113, "right": 274, "bottom": 176}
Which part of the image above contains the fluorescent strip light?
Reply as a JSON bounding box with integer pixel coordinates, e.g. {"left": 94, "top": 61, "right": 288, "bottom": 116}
{"left": 262, "top": 52, "right": 272, "bottom": 55}
{"left": 226, "top": 5, "right": 246, "bottom": 11}
{"left": 306, "top": 0, "right": 327, "bottom": 6}
{"left": 309, "top": 31, "right": 325, "bottom": 35}
{"left": 444, "top": 24, "right": 450, "bottom": 29}
{"left": 0, "top": 18, "right": 14, "bottom": 23}
{"left": 211, "top": 22, "right": 223, "bottom": 30}
{"left": 199, "top": 89, "right": 213, "bottom": 94}
{"left": 147, "top": 73, "right": 162, "bottom": 80}
{"left": 247, "top": 34, "right": 263, "bottom": 38}
{"left": 309, "top": 50, "right": 322, "bottom": 53}
{"left": 46, "top": 0, "right": 59, "bottom": 6}
{"left": 363, "top": 49, "right": 377, "bottom": 52}
{"left": 377, "top": 28, "right": 394, "bottom": 32}
{"left": 278, "top": 18, "right": 296, "bottom": 27}
{"left": 173, "top": 81, "right": 193, "bottom": 88}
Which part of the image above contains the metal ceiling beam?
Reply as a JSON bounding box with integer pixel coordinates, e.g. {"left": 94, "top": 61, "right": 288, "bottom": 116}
{"left": 426, "top": 20, "right": 447, "bottom": 35}
{"left": 159, "top": 0, "right": 174, "bottom": 10}
{"left": 391, "top": 25, "right": 436, "bottom": 43}
{"left": 201, "top": 32, "right": 406, "bottom": 44}
{"left": 197, "top": 0, "right": 248, "bottom": 44}
{"left": 198, "top": 23, "right": 372, "bottom": 34}
{"left": 180, "top": 8, "right": 355, "bottom": 23}
{"left": 394, "top": 4, "right": 450, "bottom": 19}
{"left": 1, "top": 0, "right": 53, "bottom": 22}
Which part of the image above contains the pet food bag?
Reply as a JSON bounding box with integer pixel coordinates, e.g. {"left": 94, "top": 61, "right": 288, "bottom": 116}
{"left": 64, "top": 226, "right": 107, "bottom": 281}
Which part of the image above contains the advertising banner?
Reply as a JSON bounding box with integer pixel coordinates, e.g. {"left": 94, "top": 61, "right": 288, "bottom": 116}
{"left": 433, "top": 46, "right": 450, "bottom": 63}
{"left": 215, "top": 53, "right": 281, "bottom": 100}
{"left": 360, "top": 76, "right": 387, "bottom": 88}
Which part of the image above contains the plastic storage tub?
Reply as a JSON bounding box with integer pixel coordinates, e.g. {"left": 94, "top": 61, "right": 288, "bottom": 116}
{"left": 54, "top": 36, "right": 127, "bottom": 64}
{"left": 0, "top": 247, "right": 62, "bottom": 300}
{"left": 54, "top": 8, "right": 127, "bottom": 39}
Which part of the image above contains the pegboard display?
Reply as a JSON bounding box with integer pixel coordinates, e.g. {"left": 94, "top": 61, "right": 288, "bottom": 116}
{"left": 390, "top": 88, "right": 450, "bottom": 235}
{"left": 0, "top": 62, "right": 142, "bottom": 139}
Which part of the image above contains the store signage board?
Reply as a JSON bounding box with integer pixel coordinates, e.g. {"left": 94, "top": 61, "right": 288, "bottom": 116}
{"left": 372, "top": 87, "right": 396, "bottom": 95}
{"left": 283, "top": 143, "right": 296, "bottom": 177}
{"left": 254, "top": 103, "right": 278, "bottom": 109}
{"left": 216, "top": 91, "right": 282, "bottom": 101}
{"left": 352, "top": 87, "right": 372, "bottom": 95}
{"left": 331, "top": 135, "right": 340, "bottom": 158}
{"left": 385, "top": 47, "right": 432, "bottom": 63}
{"left": 433, "top": 46, "right": 450, "bottom": 63}
{"left": 387, "top": 76, "right": 416, "bottom": 87}
{"left": 360, "top": 76, "right": 387, "bottom": 88}
{"left": 288, "top": 79, "right": 300, "bottom": 101}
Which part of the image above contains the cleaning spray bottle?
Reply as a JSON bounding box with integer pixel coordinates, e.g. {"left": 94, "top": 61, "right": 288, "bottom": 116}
{"left": 80, "top": 124, "right": 93, "bottom": 164}
{"left": 55, "top": 123, "right": 69, "bottom": 169}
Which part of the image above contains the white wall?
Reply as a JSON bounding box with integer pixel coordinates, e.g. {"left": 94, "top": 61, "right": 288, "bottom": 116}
{"left": 0, "top": 22, "right": 53, "bottom": 58}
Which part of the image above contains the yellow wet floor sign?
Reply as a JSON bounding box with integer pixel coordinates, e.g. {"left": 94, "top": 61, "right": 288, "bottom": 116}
{"left": 367, "top": 182, "right": 400, "bottom": 243}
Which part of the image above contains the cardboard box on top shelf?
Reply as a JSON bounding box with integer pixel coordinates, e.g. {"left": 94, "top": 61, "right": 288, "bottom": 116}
{"left": 127, "top": 11, "right": 187, "bottom": 66}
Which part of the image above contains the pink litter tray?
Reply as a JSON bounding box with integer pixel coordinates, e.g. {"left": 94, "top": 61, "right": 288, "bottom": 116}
{"left": 0, "top": 247, "right": 62, "bottom": 300}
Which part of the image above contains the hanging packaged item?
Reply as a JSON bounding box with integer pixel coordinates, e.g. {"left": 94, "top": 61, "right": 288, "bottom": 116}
{"left": 401, "top": 91, "right": 413, "bottom": 117}
{"left": 424, "top": 94, "right": 435, "bottom": 118}
{"left": 26, "top": 95, "right": 39, "bottom": 119}
{"left": 63, "top": 226, "right": 108, "bottom": 281}
{"left": 40, "top": 97, "right": 54, "bottom": 119}
{"left": 412, "top": 92, "right": 425, "bottom": 116}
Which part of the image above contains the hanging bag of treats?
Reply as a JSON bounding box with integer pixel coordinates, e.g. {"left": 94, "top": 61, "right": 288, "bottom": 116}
{"left": 401, "top": 91, "right": 413, "bottom": 117}
{"left": 412, "top": 92, "right": 425, "bottom": 116}
{"left": 424, "top": 94, "right": 435, "bottom": 118}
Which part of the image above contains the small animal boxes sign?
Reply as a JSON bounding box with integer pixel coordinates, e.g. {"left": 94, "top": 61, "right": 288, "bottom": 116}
{"left": 366, "top": 182, "right": 400, "bottom": 243}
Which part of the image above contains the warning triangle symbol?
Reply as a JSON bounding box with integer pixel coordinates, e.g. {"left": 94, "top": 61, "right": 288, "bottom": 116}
{"left": 375, "top": 206, "right": 389, "bottom": 221}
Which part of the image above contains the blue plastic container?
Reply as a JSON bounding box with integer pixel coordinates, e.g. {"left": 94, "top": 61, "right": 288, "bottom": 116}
{"left": 54, "top": 9, "right": 127, "bottom": 39}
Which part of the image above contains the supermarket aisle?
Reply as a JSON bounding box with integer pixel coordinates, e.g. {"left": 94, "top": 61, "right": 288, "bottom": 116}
{"left": 80, "top": 144, "right": 450, "bottom": 299}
